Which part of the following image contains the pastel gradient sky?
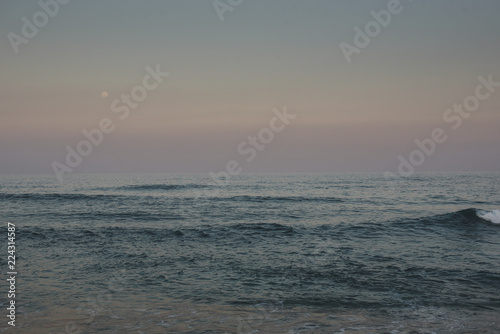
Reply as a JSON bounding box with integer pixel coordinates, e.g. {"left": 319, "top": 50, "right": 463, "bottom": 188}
{"left": 1, "top": 0, "right": 499, "bottom": 174}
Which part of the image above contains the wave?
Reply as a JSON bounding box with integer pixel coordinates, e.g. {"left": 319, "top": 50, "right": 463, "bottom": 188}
{"left": 21, "top": 222, "right": 298, "bottom": 242}
{"left": 215, "top": 195, "right": 343, "bottom": 203}
{"left": 476, "top": 209, "right": 500, "bottom": 224}
{"left": 409, "top": 208, "right": 500, "bottom": 227}
{"left": 113, "top": 184, "right": 212, "bottom": 191}
{"left": 0, "top": 193, "right": 122, "bottom": 201}
{"left": 231, "top": 222, "right": 296, "bottom": 234}
{"left": 22, "top": 226, "right": 193, "bottom": 242}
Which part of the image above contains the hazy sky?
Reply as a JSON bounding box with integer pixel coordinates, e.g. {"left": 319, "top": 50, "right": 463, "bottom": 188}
{"left": 1, "top": 0, "right": 499, "bottom": 175}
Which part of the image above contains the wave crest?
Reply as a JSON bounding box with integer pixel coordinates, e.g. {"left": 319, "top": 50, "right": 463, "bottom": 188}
{"left": 476, "top": 209, "right": 500, "bottom": 224}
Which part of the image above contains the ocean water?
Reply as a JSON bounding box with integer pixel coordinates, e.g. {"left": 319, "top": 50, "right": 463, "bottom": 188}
{"left": 1, "top": 173, "right": 499, "bottom": 333}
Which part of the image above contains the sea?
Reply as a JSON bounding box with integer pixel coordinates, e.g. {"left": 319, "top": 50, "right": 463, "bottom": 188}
{"left": 0, "top": 173, "right": 499, "bottom": 333}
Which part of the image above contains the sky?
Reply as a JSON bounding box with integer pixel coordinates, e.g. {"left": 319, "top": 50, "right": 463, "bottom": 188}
{"left": 0, "top": 0, "right": 499, "bottom": 175}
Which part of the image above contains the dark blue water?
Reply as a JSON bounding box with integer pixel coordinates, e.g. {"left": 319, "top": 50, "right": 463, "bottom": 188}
{"left": 1, "top": 173, "right": 499, "bottom": 333}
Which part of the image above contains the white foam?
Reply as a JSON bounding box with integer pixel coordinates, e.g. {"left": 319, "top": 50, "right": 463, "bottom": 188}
{"left": 477, "top": 210, "right": 500, "bottom": 224}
